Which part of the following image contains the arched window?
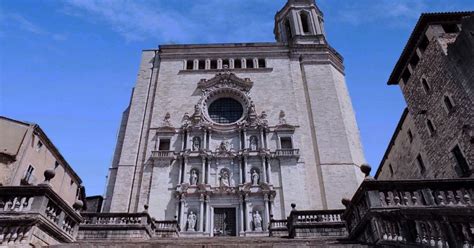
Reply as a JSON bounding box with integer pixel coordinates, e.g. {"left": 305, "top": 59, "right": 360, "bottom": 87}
{"left": 285, "top": 19, "right": 292, "bottom": 40}
{"left": 300, "top": 12, "right": 311, "bottom": 34}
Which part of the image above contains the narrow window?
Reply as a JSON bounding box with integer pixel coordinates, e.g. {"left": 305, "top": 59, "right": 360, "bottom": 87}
{"left": 258, "top": 59, "right": 266, "bottom": 68}
{"left": 422, "top": 78, "right": 431, "bottom": 93}
{"left": 222, "top": 59, "right": 230, "bottom": 69}
{"left": 408, "top": 129, "right": 413, "bottom": 143}
{"left": 186, "top": 60, "right": 193, "bottom": 70}
{"left": 285, "top": 19, "right": 292, "bottom": 39}
{"left": 234, "top": 59, "right": 242, "bottom": 69}
{"left": 300, "top": 12, "right": 310, "bottom": 34}
{"left": 280, "top": 137, "right": 293, "bottom": 149}
{"left": 388, "top": 164, "right": 394, "bottom": 177}
{"left": 198, "top": 60, "right": 206, "bottom": 70}
{"left": 36, "top": 140, "right": 43, "bottom": 151}
{"left": 159, "top": 139, "right": 171, "bottom": 151}
{"left": 401, "top": 69, "right": 411, "bottom": 84}
{"left": 210, "top": 60, "right": 218, "bottom": 69}
{"left": 416, "top": 154, "right": 426, "bottom": 174}
{"left": 54, "top": 161, "right": 60, "bottom": 169}
{"left": 409, "top": 53, "right": 420, "bottom": 68}
{"left": 23, "top": 165, "right": 34, "bottom": 184}
{"left": 443, "top": 95, "right": 454, "bottom": 113}
{"left": 452, "top": 145, "right": 471, "bottom": 177}
{"left": 246, "top": 58, "right": 253, "bottom": 69}
{"left": 419, "top": 34, "right": 429, "bottom": 52}
{"left": 426, "top": 119, "right": 436, "bottom": 136}
{"left": 442, "top": 23, "right": 459, "bottom": 33}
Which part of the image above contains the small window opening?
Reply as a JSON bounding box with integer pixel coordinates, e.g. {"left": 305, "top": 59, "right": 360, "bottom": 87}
{"left": 416, "top": 154, "right": 426, "bottom": 174}
{"left": 258, "top": 59, "right": 266, "bottom": 68}
{"left": 426, "top": 119, "right": 436, "bottom": 136}
{"left": 198, "top": 60, "right": 205, "bottom": 70}
{"left": 186, "top": 60, "right": 194, "bottom": 70}
{"left": 36, "top": 140, "right": 43, "bottom": 151}
{"left": 159, "top": 139, "right": 171, "bottom": 151}
{"left": 285, "top": 19, "right": 292, "bottom": 39}
{"left": 210, "top": 60, "right": 218, "bottom": 69}
{"left": 280, "top": 137, "right": 293, "bottom": 149}
{"left": 401, "top": 69, "right": 411, "bottom": 84}
{"left": 388, "top": 164, "right": 394, "bottom": 177}
{"left": 246, "top": 58, "right": 253, "bottom": 69}
{"left": 452, "top": 145, "right": 470, "bottom": 177}
{"left": 422, "top": 78, "right": 431, "bottom": 93}
{"left": 442, "top": 23, "right": 459, "bottom": 34}
{"left": 54, "top": 161, "right": 60, "bottom": 169}
{"left": 409, "top": 53, "right": 420, "bottom": 68}
{"left": 419, "top": 34, "right": 429, "bottom": 52}
{"left": 408, "top": 129, "right": 413, "bottom": 143}
{"left": 300, "top": 12, "right": 310, "bottom": 34}
{"left": 443, "top": 96, "right": 454, "bottom": 112}
{"left": 222, "top": 59, "right": 230, "bottom": 69}
{"left": 234, "top": 59, "right": 242, "bottom": 69}
{"left": 23, "top": 165, "right": 34, "bottom": 184}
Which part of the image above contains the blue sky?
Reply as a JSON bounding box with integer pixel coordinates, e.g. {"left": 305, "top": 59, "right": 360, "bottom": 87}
{"left": 1, "top": 0, "right": 473, "bottom": 196}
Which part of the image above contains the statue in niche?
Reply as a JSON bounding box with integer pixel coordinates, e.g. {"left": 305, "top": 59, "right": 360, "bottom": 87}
{"left": 218, "top": 141, "right": 229, "bottom": 152}
{"left": 251, "top": 169, "right": 259, "bottom": 186}
{"left": 187, "top": 211, "right": 197, "bottom": 231}
{"left": 220, "top": 170, "right": 230, "bottom": 187}
{"left": 250, "top": 136, "right": 258, "bottom": 151}
{"left": 279, "top": 110, "right": 287, "bottom": 125}
{"left": 192, "top": 137, "right": 201, "bottom": 151}
{"left": 190, "top": 169, "right": 199, "bottom": 185}
{"left": 252, "top": 211, "right": 263, "bottom": 231}
{"left": 162, "top": 112, "right": 172, "bottom": 127}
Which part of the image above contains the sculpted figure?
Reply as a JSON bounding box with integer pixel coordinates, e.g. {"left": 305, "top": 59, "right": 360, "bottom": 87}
{"left": 190, "top": 169, "right": 198, "bottom": 185}
{"left": 249, "top": 101, "right": 257, "bottom": 115}
{"left": 220, "top": 170, "right": 230, "bottom": 187}
{"left": 182, "top": 112, "right": 191, "bottom": 125}
{"left": 279, "top": 110, "right": 287, "bottom": 125}
{"left": 192, "top": 137, "right": 201, "bottom": 151}
{"left": 253, "top": 211, "right": 263, "bottom": 231}
{"left": 187, "top": 211, "right": 197, "bottom": 231}
{"left": 194, "top": 104, "right": 201, "bottom": 116}
{"left": 251, "top": 169, "right": 259, "bottom": 186}
{"left": 162, "top": 112, "right": 172, "bottom": 126}
{"left": 250, "top": 136, "right": 258, "bottom": 151}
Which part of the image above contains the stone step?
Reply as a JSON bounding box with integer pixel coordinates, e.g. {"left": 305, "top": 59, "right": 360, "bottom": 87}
{"left": 52, "top": 237, "right": 370, "bottom": 248}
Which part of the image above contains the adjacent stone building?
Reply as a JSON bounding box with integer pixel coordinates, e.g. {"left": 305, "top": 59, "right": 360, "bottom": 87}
{"left": 103, "top": 0, "right": 366, "bottom": 237}
{"left": 376, "top": 13, "right": 474, "bottom": 180}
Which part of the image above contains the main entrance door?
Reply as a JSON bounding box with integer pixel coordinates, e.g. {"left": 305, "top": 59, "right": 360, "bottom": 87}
{"left": 213, "top": 208, "right": 236, "bottom": 236}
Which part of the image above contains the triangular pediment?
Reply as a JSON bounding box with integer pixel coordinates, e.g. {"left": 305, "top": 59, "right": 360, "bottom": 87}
{"left": 197, "top": 72, "right": 253, "bottom": 92}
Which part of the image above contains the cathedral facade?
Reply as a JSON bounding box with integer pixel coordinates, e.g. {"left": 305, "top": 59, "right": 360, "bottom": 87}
{"left": 102, "top": 0, "right": 365, "bottom": 237}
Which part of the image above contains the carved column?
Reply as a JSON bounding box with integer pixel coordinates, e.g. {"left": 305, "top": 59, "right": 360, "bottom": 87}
{"left": 178, "top": 158, "right": 183, "bottom": 184}
{"left": 245, "top": 194, "right": 251, "bottom": 232}
{"left": 199, "top": 194, "right": 204, "bottom": 232}
{"left": 239, "top": 157, "right": 243, "bottom": 185}
{"left": 266, "top": 157, "right": 272, "bottom": 185}
{"left": 205, "top": 195, "right": 210, "bottom": 234}
{"left": 264, "top": 194, "right": 270, "bottom": 231}
{"left": 244, "top": 156, "right": 249, "bottom": 183}
{"left": 201, "top": 157, "right": 206, "bottom": 184}
{"left": 180, "top": 196, "right": 186, "bottom": 230}
{"left": 243, "top": 129, "right": 247, "bottom": 149}
{"left": 261, "top": 156, "right": 267, "bottom": 183}
{"left": 203, "top": 129, "right": 208, "bottom": 150}
{"left": 259, "top": 128, "right": 265, "bottom": 149}
{"left": 239, "top": 195, "right": 245, "bottom": 234}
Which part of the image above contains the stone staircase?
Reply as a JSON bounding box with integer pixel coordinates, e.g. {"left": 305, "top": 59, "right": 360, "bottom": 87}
{"left": 52, "top": 237, "right": 369, "bottom": 248}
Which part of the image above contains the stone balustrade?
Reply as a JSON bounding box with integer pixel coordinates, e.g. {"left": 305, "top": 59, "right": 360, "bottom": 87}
{"left": 154, "top": 220, "right": 179, "bottom": 237}
{"left": 151, "top": 150, "right": 176, "bottom": 160}
{"left": 274, "top": 149, "right": 300, "bottom": 158}
{"left": 269, "top": 219, "right": 288, "bottom": 237}
{"left": 343, "top": 178, "right": 474, "bottom": 247}
{"left": 78, "top": 213, "right": 157, "bottom": 240}
{"left": 0, "top": 185, "right": 83, "bottom": 246}
{"left": 287, "top": 209, "right": 346, "bottom": 238}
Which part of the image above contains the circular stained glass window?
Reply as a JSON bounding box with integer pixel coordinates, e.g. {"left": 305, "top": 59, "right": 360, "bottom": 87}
{"left": 208, "top": 98, "right": 243, "bottom": 124}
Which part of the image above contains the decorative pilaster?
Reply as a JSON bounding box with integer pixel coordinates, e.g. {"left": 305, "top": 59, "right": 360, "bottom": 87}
{"left": 264, "top": 194, "right": 270, "bottom": 231}
{"left": 179, "top": 195, "right": 186, "bottom": 229}
{"left": 261, "top": 156, "right": 267, "bottom": 183}
{"left": 201, "top": 158, "right": 206, "bottom": 184}
{"left": 239, "top": 195, "right": 245, "bottom": 234}
{"left": 245, "top": 194, "right": 251, "bottom": 232}
{"left": 199, "top": 194, "right": 205, "bottom": 232}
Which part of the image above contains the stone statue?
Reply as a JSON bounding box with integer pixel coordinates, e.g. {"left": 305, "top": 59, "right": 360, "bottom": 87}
{"left": 220, "top": 170, "right": 230, "bottom": 187}
{"left": 250, "top": 136, "right": 258, "bottom": 151}
{"left": 219, "top": 141, "right": 229, "bottom": 152}
{"left": 253, "top": 211, "right": 263, "bottom": 231}
{"left": 162, "top": 112, "right": 172, "bottom": 127}
{"left": 187, "top": 211, "right": 197, "bottom": 231}
{"left": 279, "top": 110, "right": 287, "bottom": 125}
{"left": 194, "top": 104, "right": 201, "bottom": 116}
{"left": 249, "top": 101, "right": 257, "bottom": 115}
{"left": 190, "top": 169, "right": 198, "bottom": 185}
{"left": 182, "top": 112, "right": 191, "bottom": 126}
{"left": 259, "top": 111, "right": 268, "bottom": 125}
{"left": 251, "top": 169, "right": 259, "bottom": 186}
{"left": 192, "top": 137, "right": 201, "bottom": 151}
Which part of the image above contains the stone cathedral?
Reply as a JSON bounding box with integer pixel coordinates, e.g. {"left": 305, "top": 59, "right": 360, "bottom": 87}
{"left": 103, "top": 0, "right": 365, "bottom": 237}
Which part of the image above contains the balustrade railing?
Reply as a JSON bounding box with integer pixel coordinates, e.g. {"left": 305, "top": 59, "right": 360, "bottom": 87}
{"left": 151, "top": 150, "right": 176, "bottom": 160}
{"left": 343, "top": 179, "right": 474, "bottom": 247}
{"left": 155, "top": 220, "right": 179, "bottom": 237}
{"left": 275, "top": 149, "right": 300, "bottom": 157}
{"left": 0, "top": 186, "right": 83, "bottom": 244}
{"left": 269, "top": 219, "right": 288, "bottom": 237}
{"left": 287, "top": 209, "right": 346, "bottom": 238}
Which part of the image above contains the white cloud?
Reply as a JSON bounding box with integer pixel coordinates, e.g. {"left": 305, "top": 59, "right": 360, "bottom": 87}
{"left": 0, "top": 12, "right": 68, "bottom": 41}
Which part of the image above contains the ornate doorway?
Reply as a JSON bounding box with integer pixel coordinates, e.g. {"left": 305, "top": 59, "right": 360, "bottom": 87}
{"left": 213, "top": 208, "right": 237, "bottom": 236}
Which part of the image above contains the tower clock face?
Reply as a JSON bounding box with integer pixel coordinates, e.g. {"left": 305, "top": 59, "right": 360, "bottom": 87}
{"left": 208, "top": 98, "right": 244, "bottom": 124}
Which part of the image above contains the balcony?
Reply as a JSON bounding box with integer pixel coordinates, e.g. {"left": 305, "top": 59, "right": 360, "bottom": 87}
{"left": 0, "top": 185, "right": 83, "bottom": 246}
{"left": 274, "top": 149, "right": 300, "bottom": 158}
{"left": 343, "top": 178, "right": 474, "bottom": 247}
{"left": 151, "top": 150, "right": 176, "bottom": 161}
{"left": 287, "top": 209, "right": 346, "bottom": 238}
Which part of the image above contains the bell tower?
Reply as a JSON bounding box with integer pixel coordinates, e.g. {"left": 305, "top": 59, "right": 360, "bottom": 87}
{"left": 274, "top": 0, "right": 326, "bottom": 44}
